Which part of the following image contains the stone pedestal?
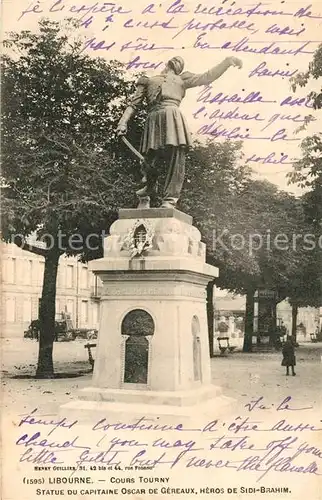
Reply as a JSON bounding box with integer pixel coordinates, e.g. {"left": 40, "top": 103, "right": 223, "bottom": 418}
{"left": 63, "top": 208, "right": 232, "bottom": 420}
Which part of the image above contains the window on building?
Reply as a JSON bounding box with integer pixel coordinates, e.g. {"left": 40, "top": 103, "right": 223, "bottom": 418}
{"left": 80, "top": 267, "right": 88, "bottom": 289}
{"left": 66, "top": 300, "right": 75, "bottom": 323}
{"left": 4, "top": 258, "right": 16, "bottom": 284}
{"left": 31, "top": 298, "right": 38, "bottom": 320}
{"left": 57, "top": 265, "right": 63, "bottom": 289}
{"left": 6, "top": 297, "right": 16, "bottom": 322}
{"left": 81, "top": 300, "right": 89, "bottom": 326}
{"left": 66, "top": 265, "right": 74, "bottom": 288}
{"left": 23, "top": 260, "right": 33, "bottom": 285}
{"left": 23, "top": 298, "right": 32, "bottom": 322}
{"left": 93, "top": 303, "right": 100, "bottom": 326}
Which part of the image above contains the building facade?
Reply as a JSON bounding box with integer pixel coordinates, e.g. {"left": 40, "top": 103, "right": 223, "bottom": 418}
{"left": 1, "top": 242, "right": 102, "bottom": 337}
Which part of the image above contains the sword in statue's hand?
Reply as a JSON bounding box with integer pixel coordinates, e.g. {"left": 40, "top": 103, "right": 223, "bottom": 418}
{"left": 120, "top": 136, "right": 147, "bottom": 183}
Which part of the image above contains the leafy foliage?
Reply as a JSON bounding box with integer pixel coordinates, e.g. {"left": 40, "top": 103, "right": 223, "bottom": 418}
{"left": 288, "top": 42, "right": 322, "bottom": 198}
{"left": 1, "top": 19, "right": 143, "bottom": 252}
{"left": 181, "top": 142, "right": 309, "bottom": 301}
{"left": 287, "top": 43, "right": 322, "bottom": 310}
{"left": 1, "top": 19, "right": 143, "bottom": 376}
{"left": 291, "top": 43, "right": 322, "bottom": 110}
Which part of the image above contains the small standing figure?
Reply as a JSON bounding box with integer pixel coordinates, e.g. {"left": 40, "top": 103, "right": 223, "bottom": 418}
{"left": 117, "top": 55, "right": 242, "bottom": 209}
{"left": 281, "top": 336, "right": 296, "bottom": 376}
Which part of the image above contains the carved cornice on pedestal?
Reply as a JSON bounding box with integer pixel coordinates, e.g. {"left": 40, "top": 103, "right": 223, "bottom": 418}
{"left": 104, "top": 209, "right": 206, "bottom": 262}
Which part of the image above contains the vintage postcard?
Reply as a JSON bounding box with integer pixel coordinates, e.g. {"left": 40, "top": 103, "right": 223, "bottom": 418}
{"left": 1, "top": 0, "right": 322, "bottom": 499}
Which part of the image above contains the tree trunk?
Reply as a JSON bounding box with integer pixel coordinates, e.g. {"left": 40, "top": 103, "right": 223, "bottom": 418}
{"left": 36, "top": 248, "right": 60, "bottom": 378}
{"left": 207, "top": 281, "right": 215, "bottom": 358}
{"left": 243, "top": 289, "right": 255, "bottom": 352}
{"left": 291, "top": 304, "right": 298, "bottom": 341}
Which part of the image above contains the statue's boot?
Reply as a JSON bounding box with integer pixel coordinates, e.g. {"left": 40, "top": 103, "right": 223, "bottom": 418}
{"left": 161, "top": 198, "right": 177, "bottom": 209}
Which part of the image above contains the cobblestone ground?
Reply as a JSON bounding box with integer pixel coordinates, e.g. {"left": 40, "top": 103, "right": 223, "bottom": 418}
{"left": 1, "top": 337, "right": 322, "bottom": 415}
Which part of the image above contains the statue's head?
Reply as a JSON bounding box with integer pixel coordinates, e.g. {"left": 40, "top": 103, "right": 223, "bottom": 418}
{"left": 167, "top": 56, "right": 185, "bottom": 75}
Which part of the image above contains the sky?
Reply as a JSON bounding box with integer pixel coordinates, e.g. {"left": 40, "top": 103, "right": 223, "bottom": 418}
{"left": 3, "top": 0, "right": 322, "bottom": 195}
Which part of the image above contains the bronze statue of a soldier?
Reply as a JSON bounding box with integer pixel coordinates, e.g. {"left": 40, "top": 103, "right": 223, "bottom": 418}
{"left": 117, "top": 55, "right": 242, "bottom": 209}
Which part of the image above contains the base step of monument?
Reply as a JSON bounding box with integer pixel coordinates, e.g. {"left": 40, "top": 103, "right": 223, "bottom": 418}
{"left": 77, "top": 384, "right": 222, "bottom": 406}
{"left": 61, "top": 391, "right": 235, "bottom": 425}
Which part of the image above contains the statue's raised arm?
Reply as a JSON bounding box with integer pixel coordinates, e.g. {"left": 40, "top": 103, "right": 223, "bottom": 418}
{"left": 181, "top": 56, "right": 243, "bottom": 89}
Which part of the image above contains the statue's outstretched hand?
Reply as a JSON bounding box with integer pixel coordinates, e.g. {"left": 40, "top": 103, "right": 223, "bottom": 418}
{"left": 229, "top": 57, "right": 243, "bottom": 69}
{"left": 116, "top": 123, "right": 127, "bottom": 136}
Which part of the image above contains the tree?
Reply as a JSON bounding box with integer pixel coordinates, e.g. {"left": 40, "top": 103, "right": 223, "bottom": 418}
{"left": 180, "top": 145, "right": 313, "bottom": 352}
{"left": 179, "top": 140, "right": 253, "bottom": 354}
{"left": 1, "top": 19, "right": 142, "bottom": 377}
{"left": 288, "top": 42, "right": 322, "bottom": 213}
{"left": 227, "top": 181, "right": 311, "bottom": 350}
{"left": 286, "top": 198, "right": 322, "bottom": 339}
{"left": 287, "top": 43, "right": 322, "bottom": 322}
